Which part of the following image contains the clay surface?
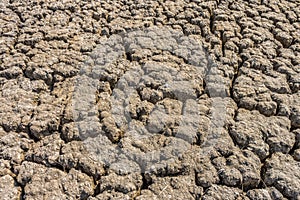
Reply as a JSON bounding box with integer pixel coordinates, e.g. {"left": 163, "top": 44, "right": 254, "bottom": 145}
{"left": 0, "top": 0, "right": 299, "bottom": 199}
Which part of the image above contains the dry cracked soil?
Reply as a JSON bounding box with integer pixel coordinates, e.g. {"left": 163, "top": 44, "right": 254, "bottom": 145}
{"left": 0, "top": 0, "right": 300, "bottom": 199}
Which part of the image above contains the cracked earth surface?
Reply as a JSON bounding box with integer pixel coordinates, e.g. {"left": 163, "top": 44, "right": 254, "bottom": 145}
{"left": 0, "top": 0, "right": 300, "bottom": 199}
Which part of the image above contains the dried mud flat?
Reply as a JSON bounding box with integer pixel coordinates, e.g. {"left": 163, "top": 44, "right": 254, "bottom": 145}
{"left": 0, "top": 0, "right": 300, "bottom": 199}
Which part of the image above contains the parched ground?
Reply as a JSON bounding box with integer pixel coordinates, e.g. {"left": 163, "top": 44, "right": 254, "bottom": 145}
{"left": 0, "top": 0, "right": 300, "bottom": 199}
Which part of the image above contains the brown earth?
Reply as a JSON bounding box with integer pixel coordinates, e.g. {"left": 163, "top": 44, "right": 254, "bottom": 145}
{"left": 0, "top": 0, "right": 300, "bottom": 199}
